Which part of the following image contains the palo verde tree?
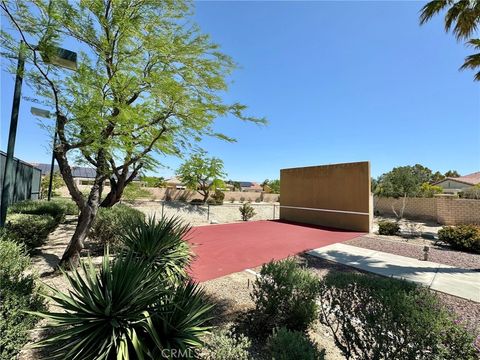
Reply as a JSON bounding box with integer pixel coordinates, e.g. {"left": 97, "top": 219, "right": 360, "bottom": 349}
{"left": 1, "top": 0, "right": 263, "bottom": 267}
{"left": 176, "top": 151, "right": 226, "bottom": 202}
{"left": 420, "top": 0, "right": 480, "bottom": 81}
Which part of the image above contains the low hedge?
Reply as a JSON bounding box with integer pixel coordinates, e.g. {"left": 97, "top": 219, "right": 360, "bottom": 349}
{"left": 378, "top": 220, "right": 400, "bottom": 235}
{"left": 5, "top": 213, "right": 58, "bottom": 249}
{"left": 9, "top": 200, "right": 65, "bottom": 223}
{"left": 0, "top": 238, "right": 45, "bottom": 360}
{"left": 89, "top": 204, "right": 145, "bottom": 245}
{"left": 438, "top": 224, "right": 480, "bottom": 254}
{"left": 267, "top": 328, "right": 325, "bottom": 360}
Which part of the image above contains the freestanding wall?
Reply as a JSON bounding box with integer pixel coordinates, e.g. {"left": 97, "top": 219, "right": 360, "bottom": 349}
{"left": 280, "top": 161, "right": 372, "bottom": 232}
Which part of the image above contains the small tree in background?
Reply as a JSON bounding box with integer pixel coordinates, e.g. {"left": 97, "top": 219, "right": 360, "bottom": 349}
{"left": 262, "top": 179, "right": 280, "bottom": 194}
{"left": 40, "top": 172, "right": 64, "bottom": 199}
{"left": 140, "top": 176, "right": 166, "bottom": 188}
{"left": 177, "top": 151, "right": 226, "bottom": 203}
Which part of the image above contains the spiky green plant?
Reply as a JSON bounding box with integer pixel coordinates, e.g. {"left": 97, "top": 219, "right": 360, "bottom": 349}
{"left": 121, "top": 216, "right": 193, "bottom": 282}
{"left": 31, "top": 252, "right": 212, "bottom": 359}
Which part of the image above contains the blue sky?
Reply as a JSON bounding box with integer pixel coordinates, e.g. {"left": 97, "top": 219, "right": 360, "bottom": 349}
{"left": 1, "top": 1, "right": 479, "bottom": 181}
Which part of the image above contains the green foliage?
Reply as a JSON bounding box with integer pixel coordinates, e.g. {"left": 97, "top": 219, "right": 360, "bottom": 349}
{"left": 378, "top": 220, "right": 400, "bottom": 236}
{"left": 0, "top": 239, "right": 45, "bottom": 360}
{"left": 419, "top": 182, "right": 443, "bottom": 197}
{"left": 8, "top": 199, "right": 67, "bottom": 223}
{"left": 51, "top": 198, "right": 79, "bottom": 215}
{"left": 5, "top": 213, "right": 58, "bottom": 249}
{"left": 267, "top": 328, "right": 325, "bottom": 360}
{"left": 438, "top": 225, "right": 480, "bottom": 253}
{"left": 89, "top": 204, "right": 145, "bottom": 245}
{"left": 420, "top": 1, "right": 480, "bottom": 81}
{"left": 203, "top": 329, "right": 251, "bottom": 360}
{"left": 239, "top": 202, "right": 256, "bottom": 221}
{"left": 120, "top": 216, "right": 192, "bottom": 282}
{"left": 40, "top": 172, "right": 64, "bottom": 199}
{"left": 318, "top": 272, "right": 477, "bottom": 359}
{"left": 141, "top": 176, "right": 167, "bottom": 188}
{"left": 122, "top": 183, "right": 152, "bottom": 202}
{"left": 32, "top": 253, "right": 213, "bottom": 359}
{"left": 247, "top": 258, "right": 320, "bottom": 336}
{"left": 211, "top": 189, "right": 225, "bottom": 205}
{"left": 263, "top": 179, "right": 280, "bottom": 194}
{"left": 374, "top": 164, "right": 437, "bottom": 198}
{"left": 460, "top": 184, "right": 480, "bottom": 199}
{"left": 177, "top": 151, "right": 226, "bottom": 201}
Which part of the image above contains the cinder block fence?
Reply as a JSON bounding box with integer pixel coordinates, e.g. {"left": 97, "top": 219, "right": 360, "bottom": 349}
{"left": 375, "top": 195, "right": 480, "bottom": 225}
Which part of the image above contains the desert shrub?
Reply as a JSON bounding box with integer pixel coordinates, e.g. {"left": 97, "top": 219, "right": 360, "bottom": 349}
{"left": 120, "top": 216, "right": 192, "bottom": 282}
{"left": 89, "top": 204, "right": 145, "bottom": 245}
{"left": 5, "top": 213, "right": 58, "bottom": 249}
{"left": 378, "top": 220, "right": 400, "bottom": 235}
{"left": 211, "top": 189, "right": 225, "bottom": 205}
{"left": 50, "top": 198, "right": 78, "bottom": 215}
{"left": 40, "top": 171, "right": 64, "bottom": 198}
{"left": 0, "top": 239, "right": 45, "bottom": 360}
{"left": 318, "top": 272, "right": 477, "bottom": 360}
{"left": 438, "top": 225, "right": 480, "bottom": 253}
{"left": 419, "top": 182, "right": 443, "bottom": 198}
{"left": 459, "top": 184, "right": 480, "bottom": 199}
{"left": 206, "top": 198, "right": 217, "bottom": 205}
{"left": 33, "top": 253, "right": 213, "bottom": 359}
{"left": 239, "top": 196, "right": 245, "bottom": 203}
{"left": 267, "top": 328, "right": 325, "bottom": 360}
{"left": 122, "top": 183, "right": 151, "bottom": 202}
{"left": 254, "top": 197, "right": 261, "bottom": 203}
{"left": 203, "top": 329, "right": 251, "bottom": 360}
{"left": 239, "top": 202, "right": 256, "bottom": 221}
{"left": 229, "top": 197, "right": 235, "bottom": 203}
{"left": 8, "top": 199, "right": 66, "bottom": 223}
{"left": 245, "top": 258, "right": 320, "bottom": 337}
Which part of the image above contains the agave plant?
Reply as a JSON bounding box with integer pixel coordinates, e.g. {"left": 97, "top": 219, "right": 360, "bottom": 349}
{"left": 121, "top": 216, "right": 193, "bottom": 282}
{"left": 31, "top": 252, "right": 212, "bottom": 359}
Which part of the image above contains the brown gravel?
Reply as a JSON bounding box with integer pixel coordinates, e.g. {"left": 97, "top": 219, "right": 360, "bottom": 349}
{"left": 346, "top": 235, "right": 480, "bottom": 270}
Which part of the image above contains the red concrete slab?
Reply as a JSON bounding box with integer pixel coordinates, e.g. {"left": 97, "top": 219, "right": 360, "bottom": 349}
{"left": 187, "top": 220, "right": 364, "bottom": 282}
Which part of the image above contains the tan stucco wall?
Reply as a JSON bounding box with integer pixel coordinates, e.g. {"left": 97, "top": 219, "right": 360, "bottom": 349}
{"left": 280, "top": 162, "right": 372, "bottom": 232}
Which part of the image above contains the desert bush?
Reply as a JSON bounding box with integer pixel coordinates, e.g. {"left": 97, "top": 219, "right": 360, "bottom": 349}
{"left": 254, "top": 197, "right": 261, "bottom": 203}
{"left": 245, "top": 258, "right": 320, "bottom": 337}
{"left": 0, "top": 239, "right": 45, "bottom": 360}
{"left": 239, "top": 196, "right": 245, "bottom": 203}
{"left": 211, "top": 190, "right": 225, "bottom": 205}
{"left": 229, "top": 197, "right": 235, "bottom": 203}
{"left": 5, "top": 213, "right": 58, "bottom": 249}
{"left": 203, "top": 329, "right": 251, "bottom": 360}
{"left": 32, "top": 253, "right": 212, "bottom": 359}
{"left": 50, "top": 198, "right": 79, "bottom": 215}
{"left": 318, "top": 272, "right": 477, "bottom": 360}
{"left": 239, "top": 202, "right": 256, "bottom": 221}
{"left": 89, "top": 204, "right": 145, "bottom": 245}
{"left": 120, "top": 216, "right": 192, "bottom": 282}
{"left": 419, "top": 182, "right": 443, "bottom": 198}
{"left": 378, "top": 220, "right": 400, "bottom": 235}
{"left": 267, "top": 328, "right": 325, "bottom": 360}
{"left": 459, "top": 184, "right": 480, "bottom": 199}
{"left": 206, "top": 198, "right": 217, "bottom": 205}
{"left": 438, "top": 225, "right": 480, "bottom": 253}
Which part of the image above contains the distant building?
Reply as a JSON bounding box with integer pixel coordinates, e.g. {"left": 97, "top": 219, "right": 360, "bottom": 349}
{"left": 30, "top": 163, "right": 140, "bottom": 186}
{"left": 434, "top": 172, "right": 480, "bottom": 194}
{"left": 237, "top": 181, "right": 263, "bottom": 192}
{"left": 165, "top": 176, "right": 186, "bottom": 190}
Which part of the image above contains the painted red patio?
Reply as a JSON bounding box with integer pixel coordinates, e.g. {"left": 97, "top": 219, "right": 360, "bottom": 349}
{"left": 187, "top": 220, "right": 364, "bottom": 282}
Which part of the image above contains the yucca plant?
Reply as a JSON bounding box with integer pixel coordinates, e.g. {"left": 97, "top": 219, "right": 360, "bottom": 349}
{"left": 121, "top": 216, "right": 193, "bottom": 283}
{"left": 31, "top": 252, "right": 213, "bottom": 359}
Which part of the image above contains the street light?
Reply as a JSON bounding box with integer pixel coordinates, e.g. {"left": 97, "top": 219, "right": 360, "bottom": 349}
{"left": 31, "top": 107, "right": 56, "bottom": 201}
{"left": 0, "top": 43, "right": 77, "bottom": 227}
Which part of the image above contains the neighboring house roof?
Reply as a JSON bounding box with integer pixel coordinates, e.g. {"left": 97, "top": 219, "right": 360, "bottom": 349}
{"left": 166, "top": 176, "right": 184, "bottom": 185}
{"left": 434, "top": 172, "right": 480, "bottom": 187}
{"left": 30, "top": 163, "right": 140, "bottom": 180}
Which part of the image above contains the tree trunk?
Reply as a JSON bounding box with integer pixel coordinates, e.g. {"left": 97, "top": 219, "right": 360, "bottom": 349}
{"left": 100, "top": 178, "right": 125, "bottom": 207}
{"left": 58, "top": 184, "right": 100, "bottom": 269}
{"left": 202, "top": 191, "right": 209, "bottom": 203}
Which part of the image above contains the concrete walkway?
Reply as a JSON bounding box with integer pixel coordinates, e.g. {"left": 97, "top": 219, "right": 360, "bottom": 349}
{"left": 308, "top": 243, "right": 480, "bottom": 302}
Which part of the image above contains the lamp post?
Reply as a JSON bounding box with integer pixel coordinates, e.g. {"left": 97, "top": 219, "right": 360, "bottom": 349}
{"left": 31, "top": 107, "right": 56, "bottom": 201}
{"left": 0, "top": 43, "right": 77, "bottom": 227}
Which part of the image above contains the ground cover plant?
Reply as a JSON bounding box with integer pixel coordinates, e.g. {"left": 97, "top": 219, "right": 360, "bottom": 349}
{"left": 318, "top": 272, "right": 477, "bottom": 360}
{"left": 203, "top": 329, "right": 251, "bottom": 360}
{"left": 267, "top": 327, "right": 325, "bottom": 360}
{"left": 0, "top": 237, "right": 45, "bottom": 360}
{"left": 438, "top": 224, "right": 480, "bottom": 254}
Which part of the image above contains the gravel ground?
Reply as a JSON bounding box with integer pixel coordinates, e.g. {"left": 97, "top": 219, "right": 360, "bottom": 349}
{"left": 346, "top": 235, "right": 480, "bottom": 270}
{"left": 132, "top": 200, "right": 279, "bottom": 226}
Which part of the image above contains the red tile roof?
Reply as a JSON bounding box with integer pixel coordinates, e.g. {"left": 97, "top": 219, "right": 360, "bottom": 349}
{"left": 449, "top": 172, "right": 480, "bottom": 185}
